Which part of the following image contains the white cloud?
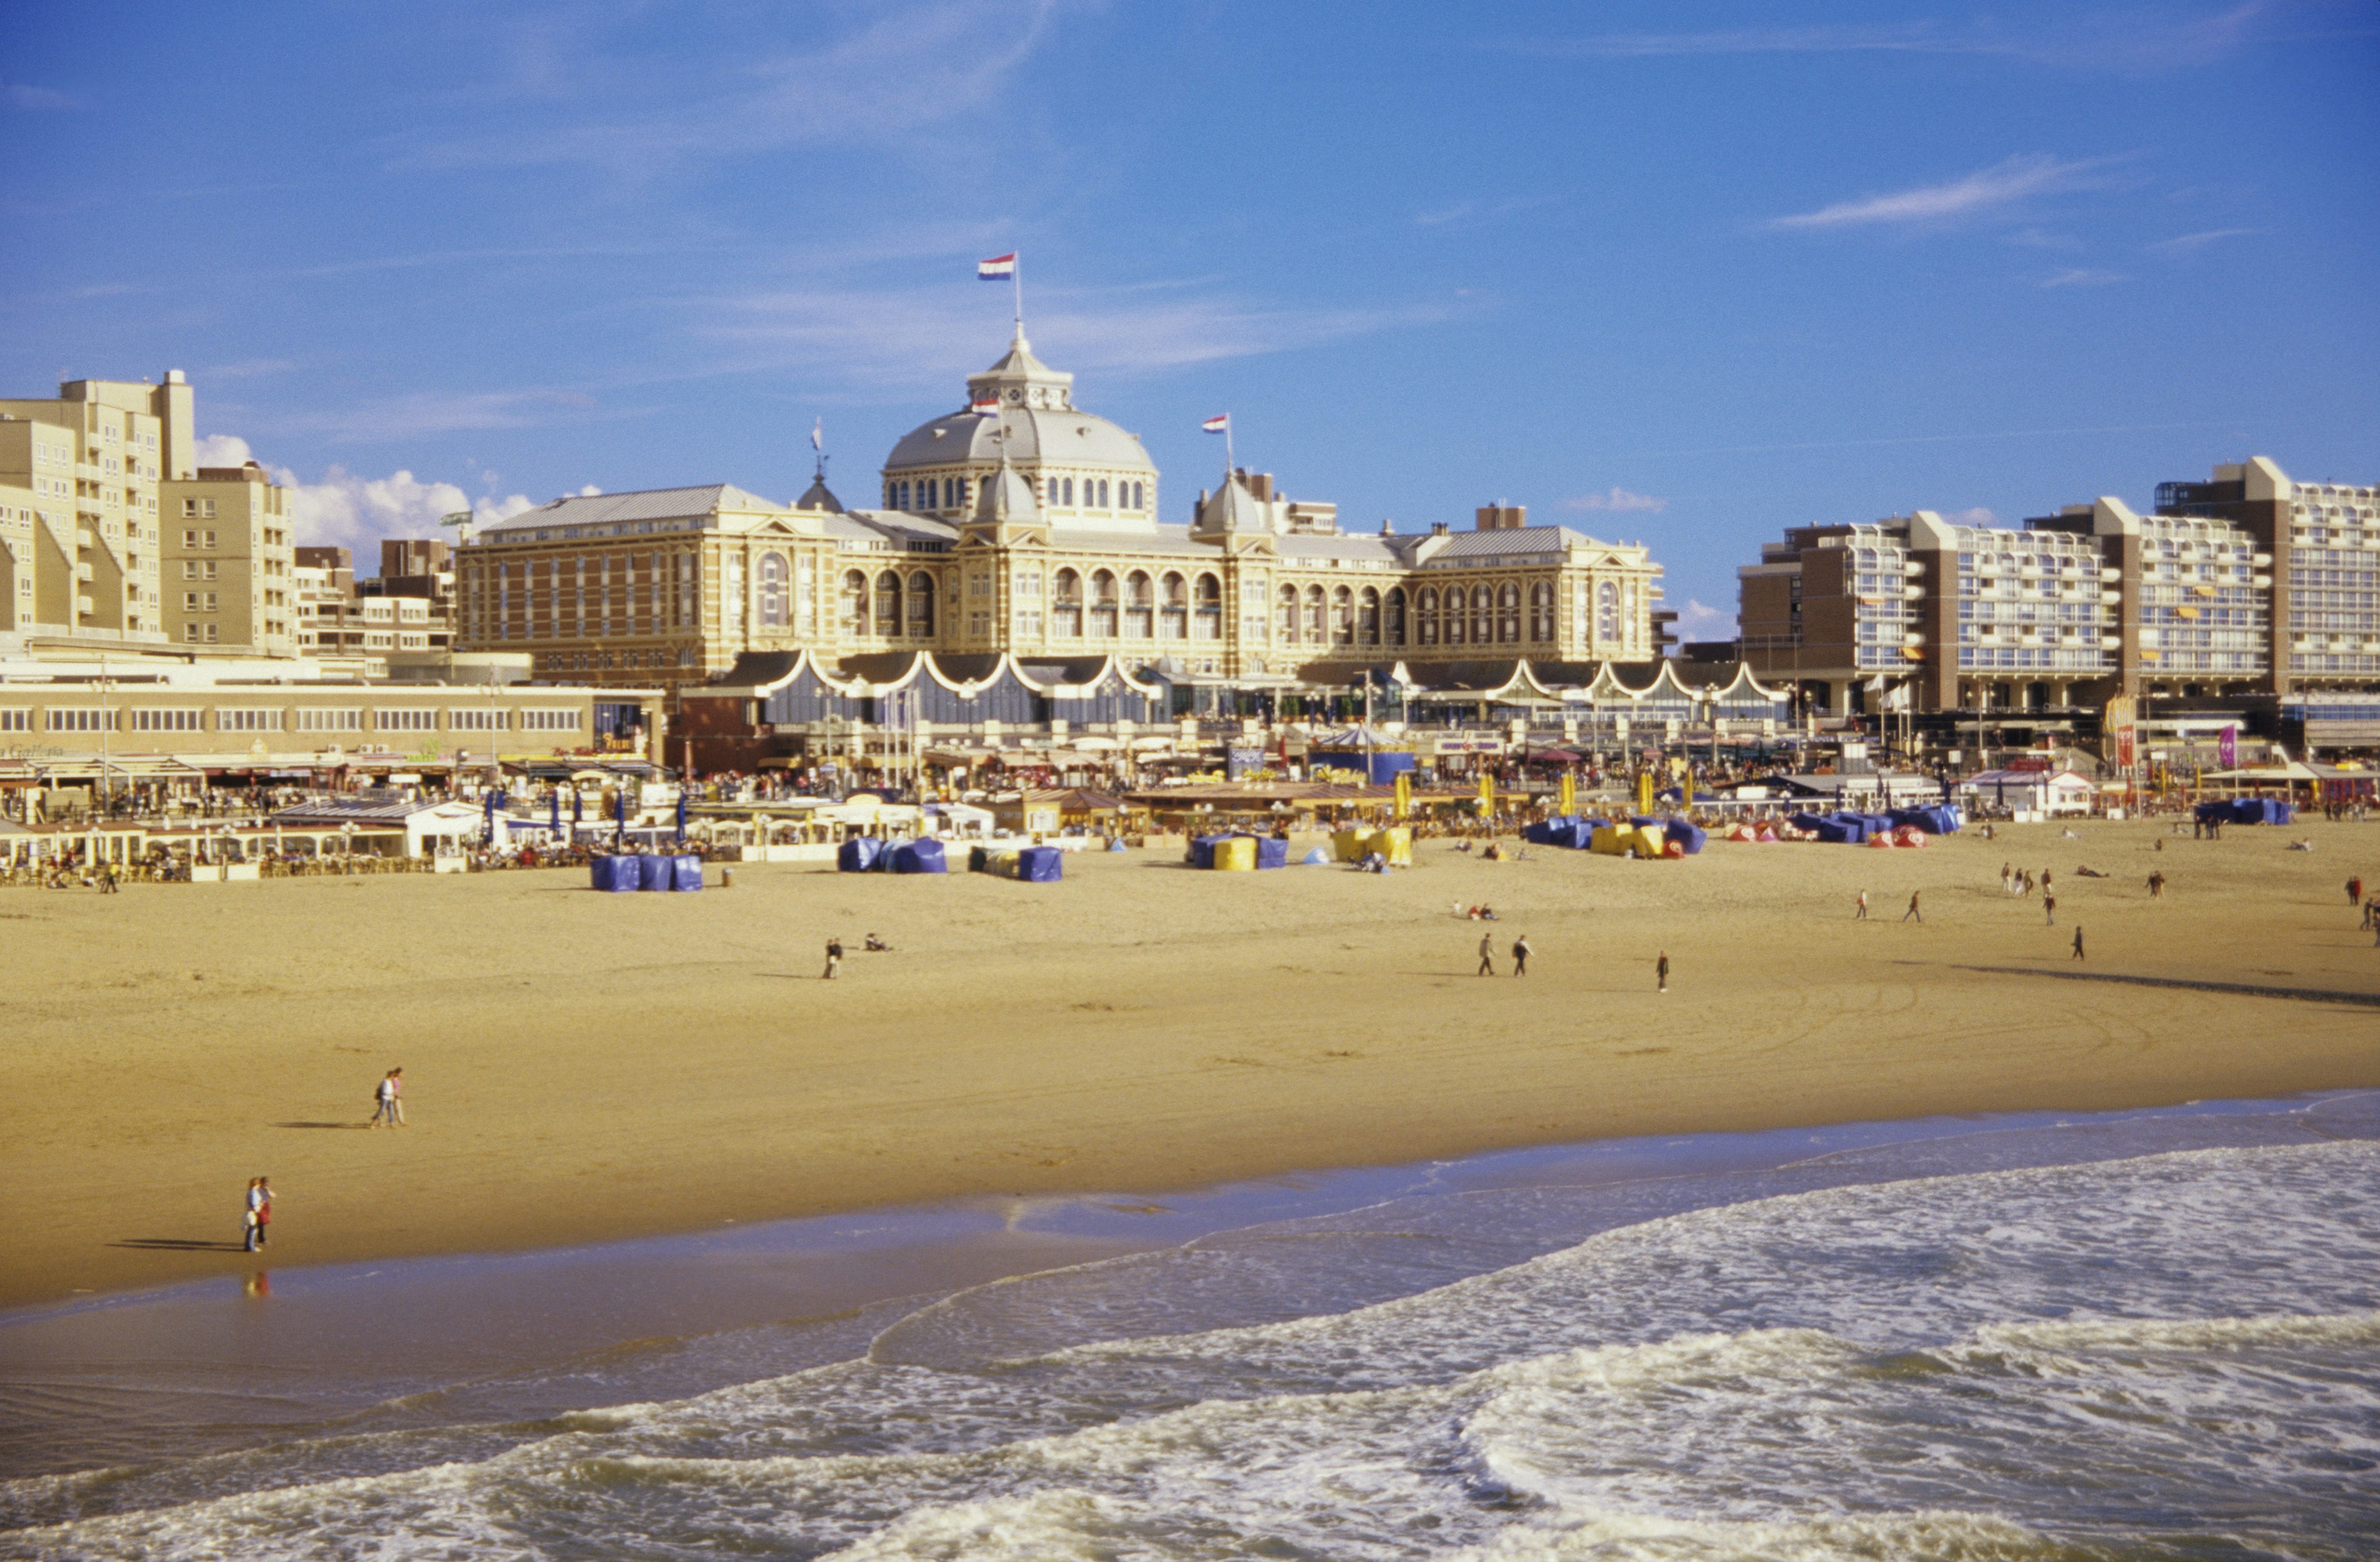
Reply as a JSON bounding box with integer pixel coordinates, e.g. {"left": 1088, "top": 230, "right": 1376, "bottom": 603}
{"left": 271, "top": 465, "right": 540, "bottom": 553}
{"left": 1672, "top": 599, "right": 1737, "bottom": 639}
{"left": 1771, "top": 155, "right": 2118, "bottom": 230}
{"left": 193, "top": 434, "right": 255, "bottom": 468}
{"left": 1947, "top": 506, "right": 1998, "bottom": 526}
{"left": 2039, "top": 267, "right": 2128, "bottom": 288}
{"left": 1562, "top": 486, "right": 1669, "bottom": 514}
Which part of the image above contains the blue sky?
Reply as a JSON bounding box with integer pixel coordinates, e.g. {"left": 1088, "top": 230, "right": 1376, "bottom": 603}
{"left": 3, "top": 1, "right": 2374, "bottom": 637}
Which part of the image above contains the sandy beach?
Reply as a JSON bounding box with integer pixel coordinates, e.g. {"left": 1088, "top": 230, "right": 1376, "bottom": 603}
{"left": 5, "top": 816, "right": 2378, "bottom": 1312}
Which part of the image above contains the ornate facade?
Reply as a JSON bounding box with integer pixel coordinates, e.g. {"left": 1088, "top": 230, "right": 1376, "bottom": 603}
{"left": 454, "top": 331, "right": 1666, "bottom": 692}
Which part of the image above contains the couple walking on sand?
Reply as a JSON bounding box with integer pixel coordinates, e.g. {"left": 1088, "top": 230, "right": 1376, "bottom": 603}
{"left": 369, "top": 1068, "right": 405, "bottom": 1128}
{"left": 241, "top": 1177, "right": 273, "bottom": 1252}
{"left": 1476, "top": 932, "right": 1533, "bottom": 975}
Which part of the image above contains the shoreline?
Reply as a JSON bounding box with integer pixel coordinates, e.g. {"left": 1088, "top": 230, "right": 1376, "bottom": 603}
{"left": 5, "top": 816, "right": 2378, "bottom": 1315}
{"left": 7, "top": 1089, "right": 2371, "bottom": 1488}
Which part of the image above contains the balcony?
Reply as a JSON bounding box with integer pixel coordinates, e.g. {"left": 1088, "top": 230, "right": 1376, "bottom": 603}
{"left": 2100, "top": 590, "right": 2122, "bottom": 604}
{"left": 2101, "top": 636, "right": 2123, "bottom": 648}
{"left": 1902, "top": 586, "right": 1924, "bottom": 601}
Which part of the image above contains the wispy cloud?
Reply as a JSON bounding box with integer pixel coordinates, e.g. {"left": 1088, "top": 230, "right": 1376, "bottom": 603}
{"left": 1413, "top": 193, "right": 1566, "bottom": 228}
{"left": 272, "top": 388, "right": 609, "bottom": 442}
{"left": 1491, "top": 6, "right": 2296, "bottom": 73}
{"left": 3, "top": 82, "right": 75, "bottom": 111}
{"left": 1771, "top": 154, "right": 2120, "bottom": 230}
{"left": 2151, "top": 226, "right": 2265, "bottom": 252}
{"left": 1947, "top": 506, "right": 1998, "bottom": 527}
{"left": 1562, "top": 486, "right": 1669, "bottom": 514}
{"left": 703, "top": 281, "right": 1445, "bottom": 389}
{"left": 198, "top": 359, "right": 297, "bottom": 383}
{"left": 2039, "top": 266, "right": 2128, "bottom": 288}
{"left": 397, "top": 2, "right": 1058, "bottom": 177}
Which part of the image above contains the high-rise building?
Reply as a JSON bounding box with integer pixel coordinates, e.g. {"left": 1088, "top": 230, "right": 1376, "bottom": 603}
{"left": 0, "top": 372, "right": 185, "bottom": 649}
{"left": 1737, "top": 462, "right": 2321, "bottom": 716}
{"left": 158, "top": 460, "right": 298, "bottom": 652}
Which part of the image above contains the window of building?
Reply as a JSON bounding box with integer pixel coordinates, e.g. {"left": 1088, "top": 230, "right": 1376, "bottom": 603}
{"left": 0, "top": 708, "right": 29, "bottom": 732}
{"left": 875, "top": 570, "right": 904, "bottom": 635}
{"left": 757, "top": 551, "right": 787, "bottom": 629}
{"left": 376, "top": 708, "right": 438, "bottom": 731}
{"left": 1052, "top": 568, "right": 1083, "bottom": 637}
{"left": 1417, "top": 587, "right": 1438, "bottom": 646}
{"left": 45, "top": 708, "right": 114, "bottom": 732}
{"left": 1498, "top": 583, "right": 1522, "bottom": 644}
{"left": 840, "top": 569, "right": 868, "bottom": 634}
{"left": 1159, "top": 572, "right": 1188, "bottom": 639}
{"left": 1596, "top": 581, "right": 1620, "bottom": 644}
{"left": 520, "top": 709, "right": 582, "bottom": 731}
{"left": 1091, "top": 570, "right": 1118, "bottom": 638}
{"left": 1529, "top": 581, "right": 1555, "bottom": 642}
{"left": 1278, "top": 582, "right": 1300, "bottom": 642}
{"left": 1472, "top": 585, "right": 1495, "bottom": 646}
{"left": 217, "top": 708, "right": 281, "bottom": 732}
{"left": 449, "top": 708, "right": 509, "bottom": 731}
{"left": 1331, "top": 585, "right": 1354, "bottom": 648}
{"left": 1196, "top": 574, "right": 1223, "bottom": 641}
{"left": 295, "top": 708, "right": 363, "bottom": 732}
{"left": 130, "top": 708, "right": 205, "bottom": 732}
{"left": 1126, "top": 571, "right": 1155, "bottom": 639}
{"left": 1385, "top": 587, "right": 1408, "bottom": 646}
{"left": 907, "top": 571, "right": 936, "bottom": 638}
{"left": 1357, "top": 586, "right": 1380, "bottom": 646}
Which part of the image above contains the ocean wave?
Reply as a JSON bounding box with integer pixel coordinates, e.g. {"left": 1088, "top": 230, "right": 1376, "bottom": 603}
{"left": 7, "top": 1140, "right": 2378, "bottom": 1559}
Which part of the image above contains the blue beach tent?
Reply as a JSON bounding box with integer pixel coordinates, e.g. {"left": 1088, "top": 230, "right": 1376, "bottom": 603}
{"left": 671, "top": 854, "right": 703, "bottom": 891}
{"left": 838, "top": 837, "right": 886, "bottom": 872}
{"left": 891, "top": 839, "right": 948, "bottom": 874}
{"left": 1016, "top": 846, "right": 1064, "bottom": 882}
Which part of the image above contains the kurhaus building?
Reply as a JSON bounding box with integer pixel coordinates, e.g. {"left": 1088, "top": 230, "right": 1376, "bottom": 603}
{"left": 452, "top": 331, "right": 1667, "bottom": 696}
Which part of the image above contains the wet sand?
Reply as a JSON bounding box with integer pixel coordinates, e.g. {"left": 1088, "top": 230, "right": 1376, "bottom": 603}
{"left": 5, "top": 816, "right": 2378, "bottom": 1310}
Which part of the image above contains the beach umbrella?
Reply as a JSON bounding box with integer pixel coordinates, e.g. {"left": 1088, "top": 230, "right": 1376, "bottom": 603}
{"left": 549, "top": 791, "right": 561, "bottom": 835}
{"left": 482, "top": 788, "right": 496, "bottom": 843}
{"left": 572, "top": 788, "right": 584, "bottom": 824}
{"left": 616, "top": 783, "right": 630, "bottom": 839}
{"left": 674, "top": 788, "right": 688, "bottom": 843}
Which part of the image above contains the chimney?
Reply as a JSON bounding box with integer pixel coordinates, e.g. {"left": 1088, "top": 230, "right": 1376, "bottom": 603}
{"left": 1430, "top": 522, "right": 1450, "bottom": 537}
{"left": 1476, "top": 502, "right": 1526, "bottom": 532}
{"left": 1248, "top": 472, "right": 1274, "bottom": 501}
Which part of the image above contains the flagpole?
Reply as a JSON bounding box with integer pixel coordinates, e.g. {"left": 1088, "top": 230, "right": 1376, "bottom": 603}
{"left": 1224, "top": 417, "right": 1235, "bottom": 483}
{"left": 1012, "top": 253, "right": 1024, "bottom": 340}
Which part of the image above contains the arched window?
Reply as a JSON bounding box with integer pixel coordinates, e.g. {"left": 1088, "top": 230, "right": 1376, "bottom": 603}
{"left": 1194, "top": 573, "right": 1222, "bottom": 640}
{"left": 1132, "top": 481, "right": 1145, "bottom": 510}
{"left": 1159, "top": 571, "right": 1188, "bottom": 639}
{"left": 1529, "top": 581, "right": 1554, "bottom": 643}
{"left": 1385, "top": 587, "right": 1407, "bottom": 646}
{"left": 1100, "top": 478, "right": 1112, "bottom": 508}
{"left": 1498, "top": 582, "right": 1521, "bottom": 644}
{"left": 1443, "top": 585, "right": 1465, "bottom": 646}
{"left": 757, "top": 552, "right": 787, "bottom": 629}
{"left": 1597, "top": 580, "right": 1620, "bottom": 644}
{"left": 839, "top": 569, "right": 868, "bottom": 636}
{"left": 1278, "top": 582, "right": 1300, "bottom": 641}
{"left": 1417, "top": 587, "right": 1437, "bottom": 646}
{"left": 1052, "top": 568, "right": 1083, "bottom": 638}
{"left": 1331, "top": 586, "right": 1354, "bottom": 648}
{"left": 1303, "top": 584, "right": 1326, "bottom": 640}
{"left": 1124, "top": 571, "right": 1154, "bottom": 638}
{"left": 1472, "top": 585, "right": 1495, "bottom": 646}
{"left": 1090, "top": 569, "right": 1119, "bottom": 638}
{"left": 907, "top": 571, "right": 936, "bottom": 638}
{"left": 1358, "top": 587, "right": 1380, "bottom": 646}
{"left": 875, "top": 571, "right": 902, "bottom": 636}
{"left": 1061, "top": 476, "right": 1074, "bottom": 506}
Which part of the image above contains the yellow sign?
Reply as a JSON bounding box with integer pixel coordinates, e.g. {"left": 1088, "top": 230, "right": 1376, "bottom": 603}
{"left": 1558, "top": 771, "right": 1576, "bottom": 815}
{"left": 1393, "top": 771, "right": 1411, "bottom": 819}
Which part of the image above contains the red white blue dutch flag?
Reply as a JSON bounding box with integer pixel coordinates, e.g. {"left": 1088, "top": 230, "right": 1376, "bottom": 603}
{"left": 1201, "top": 414, "right": 1230, "bottom": 433}
{"left": 971, "top": 395, "right": 1000, "bottom": 415}
{"left": 977, "top": 253, "right": 1016, "bottom": 279}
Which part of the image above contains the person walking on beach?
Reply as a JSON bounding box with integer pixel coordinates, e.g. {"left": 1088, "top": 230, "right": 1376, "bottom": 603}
{"left": 1655, "top": 950, "right": 1670, "bottom": 993}
{"left": 242, "top": 1177, "right": 271, "bottom": 1252}
{"left": 2148, "top": 870, "right": 2166, "bottom": 900}
{"left": 2073, "top": 926, "right": 2086, "bottom": 960}
{"left": 2044, "top": 892, "right": 2057, "bottom": 926}
{"left": 1855, "top": 889, "right": 1869, "bottom": 920}
{"left": 1477, "top": 932, "right": 1496, "bottom": 976}
{"left": 2349, "top": 875, "right": 2364, "bottom": 908}
{"left": 1999, "top": 862, "right": 2012, "bottom": 895}
{"left": 1512, "top": 934, "right": 1532, "bottom": 976}
{"left": 823, "top": 936, "right": 844, "bottom": 980}
{"left": 1903, "top": 890, "right": 1922, "bottom": 923}
{"left": 371, "top": 1068, "right": 404, "bottom": 1128}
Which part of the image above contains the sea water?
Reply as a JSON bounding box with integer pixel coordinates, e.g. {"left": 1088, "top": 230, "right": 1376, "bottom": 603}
{"left": 4, "top": 1094, "right": 2377, "bottom": 1560}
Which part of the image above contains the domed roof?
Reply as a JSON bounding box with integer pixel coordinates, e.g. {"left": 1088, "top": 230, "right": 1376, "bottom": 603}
{"left": 882, "top": 330, "right": 1153, "bottom": 477}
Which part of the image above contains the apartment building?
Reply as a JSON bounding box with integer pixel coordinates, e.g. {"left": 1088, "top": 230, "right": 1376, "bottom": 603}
{"left": 356, "top": 537, "right": 456, "bottom": 651}
{"left": 1739, "top": 465, "right": 2300, "bottom": 716}
{"left": 0, "top": 373, "right": 185, "bottom": 650}
{"left": 159, "top": 460, "right": 298, "bottom": 653}
{"left": 293, "top": 546, "right": 366, "bottom": 659}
